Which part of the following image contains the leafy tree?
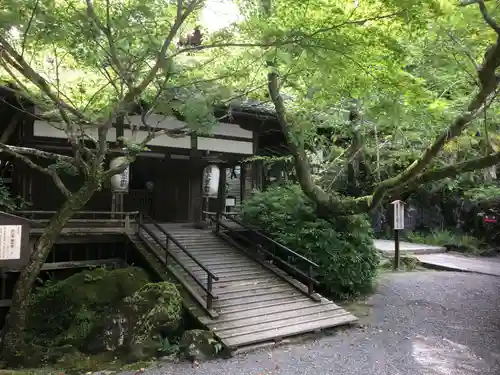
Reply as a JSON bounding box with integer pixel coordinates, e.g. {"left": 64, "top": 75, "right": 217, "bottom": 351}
{"left": 236, "top": 0, "right": 500, "bottom": 293}
{"left": 0, "top": 179, "right": 26, "bottom": 213}
{"left": 0, "top": 0, "right": 272, "bottom": 362}
{"left": 1, "top": 0, "right": 499, "bottom": 364}
{"left": 236, "top": 0, "right": 500, "bottom": 217}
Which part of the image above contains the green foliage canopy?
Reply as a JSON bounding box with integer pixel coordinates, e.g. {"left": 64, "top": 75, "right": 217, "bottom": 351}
{"left": 229, "top": 0, "right": 500, "bottom": 213}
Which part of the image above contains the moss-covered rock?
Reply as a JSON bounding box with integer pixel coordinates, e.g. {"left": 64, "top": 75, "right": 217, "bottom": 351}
{"left": 86, "top": 282, "right": 183, "bottom": 361}
{"left": 83, "top": 312, "right": 129, "bottom": 354}
{"left": 124, "top": 282, "right": 182, "bottom": 347}
{"left": 21, "top": 267, "right": 183, "bottom": 367}
{"left": 25, "top": 267, "right": 151, "bottom": 347}
{"left": 179, "top": 330, "right": 222, "bottom": 361}
{"left": 13, "top": 342, "right": 80, "bottom": 368}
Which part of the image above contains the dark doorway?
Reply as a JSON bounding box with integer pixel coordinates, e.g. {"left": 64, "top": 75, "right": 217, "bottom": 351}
{"left": 152, "top": 160, "right": 191, "bottom": 222}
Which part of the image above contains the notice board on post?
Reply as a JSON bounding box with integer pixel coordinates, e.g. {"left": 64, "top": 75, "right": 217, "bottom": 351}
{"left": 0, "top": 212, "right": 31, "bottom": 268}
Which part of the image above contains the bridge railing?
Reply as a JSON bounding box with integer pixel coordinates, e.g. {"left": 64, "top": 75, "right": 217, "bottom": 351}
{"left": 138, "top": 214, "right": 219, "bottom": 311}
{"left": 14, "top": 210, "right": 139, "bottom": 230}
{"left": 208, "top": 211, "right": 320, "bottom": 298}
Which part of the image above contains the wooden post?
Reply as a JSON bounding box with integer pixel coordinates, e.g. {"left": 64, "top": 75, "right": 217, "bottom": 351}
{"left": 391, "top": 200, "right": 405, "bottom": 271}
{"left": 215, "top": 211, "right": 220, "bottom": 233}
{"left": 239, "top": 163, "right": 246, "bottom": 204}
{"left": 253, "top": 161, "right": 263, "bottom": 190}
{"left": 111, "top": 193, "right": 116, "bottom": 219}
{"left": 111, "top": 192, "right": 124, "bottom": 219}
{"left": 307, "top": 265, "right": 314, "bottom": 295}
{"left": 191, "top": 165, "right": 203, "bottom": 225}
{"left": 124, "top": 212, "right": 130, "bottom": 231}
{"left": 394, "top": 229, "right": 400, "bottom": 271}
{"left": 207, "top": 275, "right": 213, "bottom": 310}
{"left": 217, "top": 165, "right": 226, "bottom": 215}
{"left": 0, "top": 269, "right": 6, "bottom": 300}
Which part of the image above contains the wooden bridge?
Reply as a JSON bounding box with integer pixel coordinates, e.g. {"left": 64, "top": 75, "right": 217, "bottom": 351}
{"left": 13, "top": 210, "right": 357, "bottom": 352}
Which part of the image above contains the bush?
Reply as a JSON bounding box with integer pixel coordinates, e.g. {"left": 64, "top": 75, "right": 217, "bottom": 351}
{"left": 407, "top": 230, "right": 483, "bottom": 254}
{"left": 240, "top": 184, "right": 379, "bottom": 300}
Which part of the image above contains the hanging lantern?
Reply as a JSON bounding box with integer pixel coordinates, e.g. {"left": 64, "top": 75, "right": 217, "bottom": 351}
{"left": 203, "top": 164, "right": 219, "bottom": 197}
{"left": 110, "top": 157, "right": 130, "bottom": 193}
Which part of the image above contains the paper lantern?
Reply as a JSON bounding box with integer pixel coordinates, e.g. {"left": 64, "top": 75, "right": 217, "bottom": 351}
{"left": 203, "top": 164, "right": 219, "bottom": 197}
{"left": 110, "top": 157, "right": 130, "bottom": 193}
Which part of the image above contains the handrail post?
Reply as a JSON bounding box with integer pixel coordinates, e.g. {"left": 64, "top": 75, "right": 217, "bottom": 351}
{"left": 215, "top": 211, "right": 220, "bottom": 233}
{"left": 207, "top": 275, "right": 213, "bottom": 310}
{"left": 138, "top": 212, "right": 143, "bottom": 226}
{"left": 124, "top": 212, "right": 130, "bottom": 230}
{"left": 307, "top": 265, "right": 314, "bottom": 295}
{"left": 165, "top": 246, "right": 169, "bottom": 266}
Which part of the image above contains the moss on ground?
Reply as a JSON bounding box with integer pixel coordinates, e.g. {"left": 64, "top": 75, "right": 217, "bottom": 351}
{"left": 378, "top": 253, "right": 420, "bottom": 272}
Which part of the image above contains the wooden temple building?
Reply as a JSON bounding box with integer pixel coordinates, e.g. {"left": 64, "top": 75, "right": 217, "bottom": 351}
{"left": 1, "top": 93, "right": 282, "bottom": 219}
{"left": 0, "top": 85, "right": 357, "bottom": 352}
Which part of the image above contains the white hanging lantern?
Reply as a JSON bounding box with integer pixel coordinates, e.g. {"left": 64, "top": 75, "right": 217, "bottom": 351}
{"left": 110, "top": 157, "right": 130, "bottom": 193}
{"left": 203, "top": 164, "right": 219, "bottom": 197}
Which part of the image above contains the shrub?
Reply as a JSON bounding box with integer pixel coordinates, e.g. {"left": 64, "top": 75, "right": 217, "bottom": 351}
{"left": 240, "top": 184, "right": 379, "bottom": 300}
{"left": 407, "top": 230, "right": 483, "bottom": 254}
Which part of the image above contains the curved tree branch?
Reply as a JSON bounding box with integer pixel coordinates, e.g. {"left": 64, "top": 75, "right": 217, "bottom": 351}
{"left": 267, "top": 70, "right": 369, "bottom": 214}
{"left": 0, "top": 38, "right": 86, "bottom": 122}
{"left": 393, "top": 152, "right": 500, "bottom": 197}
{"left": 0, "top": 143, "right": 71, "bottom": 197}
{"left": 267, "top": 6, "right": 500, "bottom": 216}
{"left": 460, "top": 0, "right": 500, "bottom": 35}
{"left": 85, "top": 0, "right": 130, "bottom": 87}
{"left": 0, "top": 142, "right": 74, "bottom": 163}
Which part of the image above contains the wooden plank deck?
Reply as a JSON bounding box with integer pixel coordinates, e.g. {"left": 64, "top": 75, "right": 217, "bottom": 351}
{"left": 137, "top": 224, "right": 357, "bottom": 350}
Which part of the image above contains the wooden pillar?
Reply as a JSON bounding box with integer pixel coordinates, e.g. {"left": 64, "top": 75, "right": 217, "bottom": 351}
{"left": 217, "top": 165, "right": 227, "bottom": 213}
{"left": 111, "top": 192, "right": 124, "bottom": 218}
{"left": 190, "top": 165, "right": 203, "bottom": 224}
{"left": 239, "top": 163, "right": 246, "bottom": 204}
{"left": 251, "top": 161, "right": 263, "bottom": 190}
{"left": 19, "top": 163, "right": 32, "bottom": 204}
{"left": 251, "top": 129, "right": 261, "bottom": 190}
{"left": 251, "top": 162, "right": 257, "bottom": 189}
{"left": 115, "top": 115, "right": 124, "bottom": 145}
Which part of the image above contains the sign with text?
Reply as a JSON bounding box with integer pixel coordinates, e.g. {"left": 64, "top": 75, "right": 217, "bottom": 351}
{"left": 0, "top": 225, "right": 22, "bottom": 260}
{"left": 392, "top": 200, "right": 405, "bottom": 230}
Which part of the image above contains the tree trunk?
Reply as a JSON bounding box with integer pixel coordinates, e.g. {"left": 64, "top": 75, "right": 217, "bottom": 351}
{"left": 0, "top": 183, "right": 98, "bottom": 365}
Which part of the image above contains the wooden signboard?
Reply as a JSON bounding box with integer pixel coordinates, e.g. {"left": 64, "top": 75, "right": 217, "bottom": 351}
{"left": 0, "top": 212, "right": 31, "bottom": 268}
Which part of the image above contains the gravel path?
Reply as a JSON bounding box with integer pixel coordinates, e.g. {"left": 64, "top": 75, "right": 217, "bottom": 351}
{"left": 122, "top": 271, "right": 500, "bottom": 375}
